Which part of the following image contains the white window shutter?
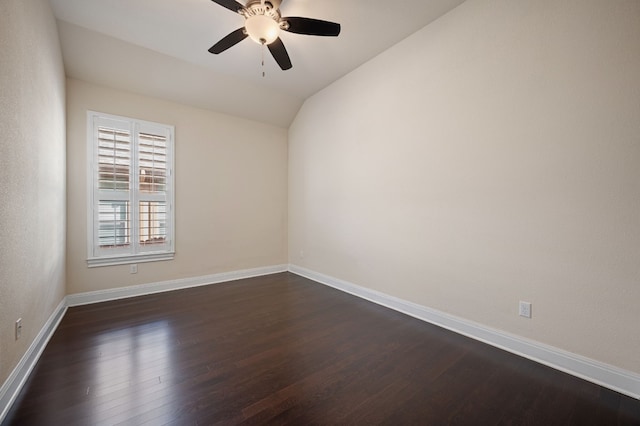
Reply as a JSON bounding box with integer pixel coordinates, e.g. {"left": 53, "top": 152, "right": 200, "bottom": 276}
{"left": 87, "top": 111, "right": 175, "bottom": 267}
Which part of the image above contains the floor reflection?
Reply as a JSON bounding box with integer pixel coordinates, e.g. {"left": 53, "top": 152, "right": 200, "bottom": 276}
{"left": 86, "top": 320, "right": 175, "bottom": 424}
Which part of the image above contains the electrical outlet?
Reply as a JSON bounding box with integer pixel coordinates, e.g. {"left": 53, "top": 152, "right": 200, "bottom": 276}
{"left": 130, "top": 264, "right": 138, "bottom": 274}
{"left": 15, "top": 318, "right": 22, "bottom": 340}
{"left": 519, "top": 301, "right": 532, "bottom": 318}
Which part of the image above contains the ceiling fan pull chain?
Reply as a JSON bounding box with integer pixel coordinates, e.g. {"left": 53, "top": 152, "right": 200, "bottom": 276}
{"left": 261, "top": 41, "right": 266, "bottom": 77}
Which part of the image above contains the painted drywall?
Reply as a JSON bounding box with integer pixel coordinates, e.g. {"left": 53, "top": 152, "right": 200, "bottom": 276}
{"left": 289, "top": 0, "right": 640, "bottom": 373}
{"left": 57, "top": 21, "right": 303, "bottom": 128}
{"left": 66, "top": 79, "right": 288, "bottom": 294}
{"left": 0, "top": 0, "right": 67, "bottom": 385}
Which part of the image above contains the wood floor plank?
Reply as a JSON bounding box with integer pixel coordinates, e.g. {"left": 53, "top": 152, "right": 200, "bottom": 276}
{"left": 2, "top": 272, "right": 639, "bottom": 425}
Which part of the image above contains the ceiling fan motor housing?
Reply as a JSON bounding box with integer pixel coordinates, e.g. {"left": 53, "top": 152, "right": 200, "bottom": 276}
{"left": 242, "top": 0, "right": 282, "bottom": 20}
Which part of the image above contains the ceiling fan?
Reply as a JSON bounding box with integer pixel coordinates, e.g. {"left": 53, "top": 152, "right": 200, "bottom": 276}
{"left": 208, "top": 0, "right": 341, "bottom": 71}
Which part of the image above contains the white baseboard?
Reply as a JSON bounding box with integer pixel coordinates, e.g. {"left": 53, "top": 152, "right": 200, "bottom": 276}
{"left": 288, "top": 264, "right": 640, "bottom": 400}
{"left": 0, "top": 264, "right": 288, "bottom": 423}
{"left": 66, "top": 264, "right": 288, "bottom": 306}
{"left": 0, "top": 299, "right": 67, "bottom": 423}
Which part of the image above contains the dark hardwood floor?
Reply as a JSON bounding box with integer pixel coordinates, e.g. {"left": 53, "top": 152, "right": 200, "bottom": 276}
{"left": 3, "top": 272, "right": 639, "bottom": 425}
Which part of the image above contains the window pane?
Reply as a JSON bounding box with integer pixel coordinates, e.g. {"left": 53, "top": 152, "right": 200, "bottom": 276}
{"left": 139, "top": 132, "right": 167, "bottom": 193}
{"left": 139, "top": 201, "right": 167, "bottom": 246}
{"left": 98, "top": 127, "right": 131, "bottom": 190}
{"left": 98, "top": 201, "right": 130, "bottom": 248}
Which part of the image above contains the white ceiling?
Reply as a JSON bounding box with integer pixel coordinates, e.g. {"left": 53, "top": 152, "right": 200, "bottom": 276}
{"left": 51, "top": 0, "right": 466, "bottom": 127}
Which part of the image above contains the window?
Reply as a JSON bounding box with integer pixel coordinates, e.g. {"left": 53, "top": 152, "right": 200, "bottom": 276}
{"left": 87, "top": 111, "right": 175, "bottom": 267}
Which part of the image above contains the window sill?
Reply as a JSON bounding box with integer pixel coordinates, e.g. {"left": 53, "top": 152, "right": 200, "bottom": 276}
{"left": 87, "top": 252, "right": 175, "bottom": 268}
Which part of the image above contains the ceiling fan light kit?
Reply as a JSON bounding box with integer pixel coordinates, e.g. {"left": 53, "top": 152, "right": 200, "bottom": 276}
{"left": 245, "top": 15, "right": 280, "bottom": 45}
{"left": 208, "top": 0, "right": 341, "bottom": 71}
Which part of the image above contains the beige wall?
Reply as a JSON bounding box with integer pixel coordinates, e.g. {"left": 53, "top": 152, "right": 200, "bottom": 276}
{"left": 289, "top": 0, "right": 640, "bottom": 373}
{"left": 66, "top": 79, "right": 288, "bottom": 294}
{"left": 0, "top": 0, "right": 67, "bottom": 384}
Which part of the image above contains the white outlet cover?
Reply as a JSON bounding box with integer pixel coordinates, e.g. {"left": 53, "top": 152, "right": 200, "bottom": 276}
{"left": 15, "top": 318, "right": 22, "bottom": 340}
{"left": 519, "top": 301, "right": 532, "bottom": 318}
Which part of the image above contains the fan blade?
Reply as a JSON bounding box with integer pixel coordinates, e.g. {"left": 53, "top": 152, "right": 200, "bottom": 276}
{"left": 268, "top": 38, "right": 292, "bottom": 70}
{"left": 209, "top": 28, "right": 248, "bottom": 54}
{"left": 210, "top": 0, "right": 245, "bottom": 14}
{"left": 282, "top": 17, "right": 341, "bottom": 36}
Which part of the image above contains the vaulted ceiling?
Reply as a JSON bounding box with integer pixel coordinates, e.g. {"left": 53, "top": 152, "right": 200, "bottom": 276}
{"left": 51, "top": 0, "right": 466, "bottom": 127}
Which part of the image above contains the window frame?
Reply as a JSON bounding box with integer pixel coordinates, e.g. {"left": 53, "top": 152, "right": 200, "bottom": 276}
{"left": 86, "top": 111, "right": 175, "bottom": 267}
